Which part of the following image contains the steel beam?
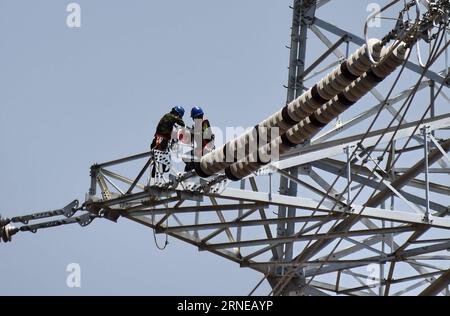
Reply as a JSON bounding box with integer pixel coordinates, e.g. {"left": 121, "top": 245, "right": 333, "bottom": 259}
{"left": 311, "top": 76, "right": 421, "bottom": 142}
{"left": 213, "top": 188, "right": 450, "bottom": 229}
{"left": 275, "top": 113, "right": 450, "bottom": 170}
{"left": 313, "top": 17, "right": 448, "bottom": 86}
{"left": 419, "top": 269, "right": 450, "bottom": 296}
{"left": 313, "top": 159, "right": 449, "bottom": 214}
{"left": 127, "top": 203, "right": 268, "bottom": 217}
{"left": 301, "top": 241, "right": 450, "bottom": 278}
{"left": 161, "top": 215, "right": 334, "bottom": 234}
{"left": 367, "top": 138, "right": 450, "bottom": 208}
{"left": 203, "top": 226, "right": 416, "bottom": 251}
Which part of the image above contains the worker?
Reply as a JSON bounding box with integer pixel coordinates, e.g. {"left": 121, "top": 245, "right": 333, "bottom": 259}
{"left": 149, "top": 106, "right": 186, "bottom": 183}
{"left": 184, "top": 106, "right": 215, "bottom": 172}
{"left": 151, "top": 106, "right": 186, "bottom": 152}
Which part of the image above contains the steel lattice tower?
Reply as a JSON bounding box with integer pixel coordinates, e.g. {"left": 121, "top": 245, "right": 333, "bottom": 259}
{"left": 2, "top": 0, "right": 450, "bottom": 296}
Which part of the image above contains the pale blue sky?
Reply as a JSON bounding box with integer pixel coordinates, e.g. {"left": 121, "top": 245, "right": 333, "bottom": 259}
{"left": 1, "top": 0, "right": 446, "bottom": 295}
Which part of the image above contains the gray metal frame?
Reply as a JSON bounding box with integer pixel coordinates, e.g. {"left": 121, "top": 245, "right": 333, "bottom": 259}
{"left": 85, "top": 0, "right": 450, "bottom": 296}
{"left": 2, "top": 0, "right": 449, "bottom": 296}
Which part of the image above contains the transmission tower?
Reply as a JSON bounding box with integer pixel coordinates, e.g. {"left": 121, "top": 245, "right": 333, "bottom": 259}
{"left": 2, "top": 0, "right": 450, "bottom": 296}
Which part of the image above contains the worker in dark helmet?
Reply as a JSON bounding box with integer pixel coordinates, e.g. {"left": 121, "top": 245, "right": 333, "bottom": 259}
{"left": 184, "top": 106, "right": 215, "bottom": 172}
{"left": 151, "top": 106, "right": 186, "bottom": 152}
{"left": 149, "top": 106, "right": 186, "bottom": 183}
{"left": 191, "top": 106, "right": 215, "bottom": 152}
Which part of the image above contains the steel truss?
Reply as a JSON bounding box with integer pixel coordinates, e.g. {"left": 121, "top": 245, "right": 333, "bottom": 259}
{"left": 2, "top": 0, "right": 450, "bottom": 296}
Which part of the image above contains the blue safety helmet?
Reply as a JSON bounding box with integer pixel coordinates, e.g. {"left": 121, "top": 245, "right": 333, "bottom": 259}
{"left": 172, "top": 106, "right": 185, "bottom": 118}
{"left": 191, "top": 106, "right": 204, "bottom": 119}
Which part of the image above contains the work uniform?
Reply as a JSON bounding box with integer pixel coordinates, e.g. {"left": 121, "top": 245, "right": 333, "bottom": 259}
{"left": 151, "top": 112, "right": 185, "bottom": 151}
{"left": 149, "top": 111, "right": 185, "bottom": 182}
{"left": 184, "top": 118, "right": 215, "bottom": 172}
{"left": 199, "top": 118, "right": 214, "bottom": 152}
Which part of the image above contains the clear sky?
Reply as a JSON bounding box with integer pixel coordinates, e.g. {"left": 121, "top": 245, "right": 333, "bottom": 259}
{"left": 1, "top": 0, "right": 447, "bottom": 295}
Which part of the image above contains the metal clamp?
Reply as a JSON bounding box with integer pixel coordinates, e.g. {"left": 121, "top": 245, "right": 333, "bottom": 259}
{"left": 0, "top": 215, "right": 10, "bottom": 228}
{"left": 0, "top": 200, "right": 91, "bottom": 243}
{"left": 1, "top": 224, "right": 18, "bottom": 243}
{"left": 10, "top": 200, "right": 80, "bottom": 225}
{"left": 364, "top": 0, "right": 421, "bottom": 64}
{"left": 0, "top": 215, "right": 13, "bottom": 243}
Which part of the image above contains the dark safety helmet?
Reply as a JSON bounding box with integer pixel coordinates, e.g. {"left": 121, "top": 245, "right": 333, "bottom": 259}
{"left": 191, "top": 106, "right": 204, "bottom": 119}
{"left": 172, "top": 106, "right": 185, "bottom": 118}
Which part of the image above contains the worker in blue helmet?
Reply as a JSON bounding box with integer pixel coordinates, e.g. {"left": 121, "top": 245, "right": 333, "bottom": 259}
{"left": 151, "top": 106, "right": 186, "bottom": 151}
{"left": 149, "top": 106, "right": 186, "bottom": 183}
{"left": 184, "top": 106, "right": 215, "bottom": 172}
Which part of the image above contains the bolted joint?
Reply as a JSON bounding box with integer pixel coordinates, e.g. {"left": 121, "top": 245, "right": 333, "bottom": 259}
{"left": 89, "top": 165, "right": 100, "bottom": 196}
{"left": 422, "top": 214, "right": 434, "bottom": 224}
{"left": 90, "top": 164, "right": 100, "bottom": 176}
{"left": 276, "top": 227, "right": 287, "bottom": 237}
{"left": 420, "top": 124, "right": 431, "bottom": 133}
{"left": 301, "top": 14, "right": 315, "bottom": 26}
